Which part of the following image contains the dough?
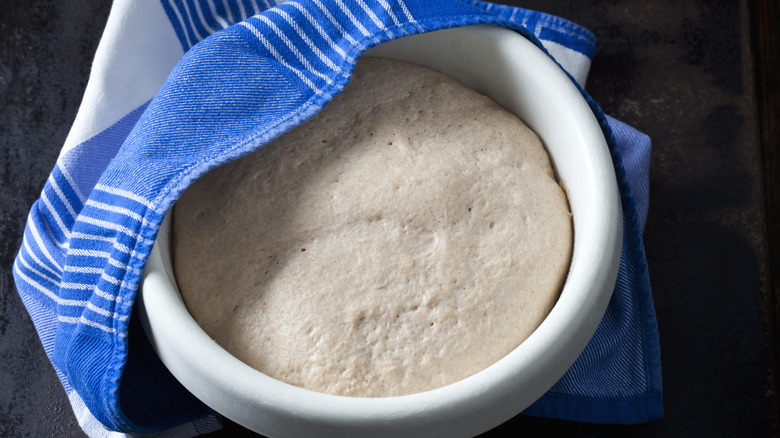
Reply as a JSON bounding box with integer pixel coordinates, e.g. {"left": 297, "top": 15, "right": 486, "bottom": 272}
{"left": 173, "top": 58, "right": 572, "bottom": 397}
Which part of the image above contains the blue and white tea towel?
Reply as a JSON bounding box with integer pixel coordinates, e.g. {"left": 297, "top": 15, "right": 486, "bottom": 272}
{"left": 13, "top": 0, "right": 662, "bottom": 435}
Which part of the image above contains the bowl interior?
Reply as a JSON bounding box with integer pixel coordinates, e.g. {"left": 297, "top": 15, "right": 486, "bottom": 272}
{"left": 139, "top": 24, "right": 621, "bottom": 438}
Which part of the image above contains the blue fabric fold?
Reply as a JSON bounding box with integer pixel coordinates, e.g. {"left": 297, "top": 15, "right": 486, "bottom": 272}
{"left": 13, "top": 0, "right": 662, "bottom": 434}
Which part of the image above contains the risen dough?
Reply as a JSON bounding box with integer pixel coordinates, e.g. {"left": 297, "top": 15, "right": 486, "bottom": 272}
{"left": 173, "top": 58, "right": 572, "bottom": 397}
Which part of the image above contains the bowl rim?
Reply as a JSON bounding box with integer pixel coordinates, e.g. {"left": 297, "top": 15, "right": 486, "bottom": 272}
{"left": 139, "top": 24, "right": 622, "bottom": 437}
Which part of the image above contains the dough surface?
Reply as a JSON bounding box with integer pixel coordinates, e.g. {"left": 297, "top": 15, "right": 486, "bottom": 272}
{"left": 173, "top": 58, "right": 572, "bottom": 397}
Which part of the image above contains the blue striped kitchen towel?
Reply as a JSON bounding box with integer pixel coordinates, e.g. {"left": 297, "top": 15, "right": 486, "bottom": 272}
{"left": 13, "top": 0, "right": 662, "bottom": 435}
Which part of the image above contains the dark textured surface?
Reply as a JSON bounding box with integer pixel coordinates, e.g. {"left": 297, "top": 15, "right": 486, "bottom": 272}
{"left": 1, "top": 1, "right": 112, "bottom": 437}
{"left": 753, "top": 0, "right": 780, "bottom": 430}
{"left": 0, "top": 0, "right": 775, "bottom": 436}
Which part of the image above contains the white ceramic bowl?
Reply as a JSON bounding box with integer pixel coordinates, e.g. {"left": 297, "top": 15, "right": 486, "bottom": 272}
{"left": 139, "top": 24, "right": 622, "bottom": 437}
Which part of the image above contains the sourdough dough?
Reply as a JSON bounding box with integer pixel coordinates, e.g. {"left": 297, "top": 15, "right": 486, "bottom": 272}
{"left": 173, "top": 58, "right": 572, "bottom": 397}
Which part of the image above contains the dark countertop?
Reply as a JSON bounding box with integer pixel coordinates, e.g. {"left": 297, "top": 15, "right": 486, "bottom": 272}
{"left": 1, "top": 0, "right": 776, "bottom": 436}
